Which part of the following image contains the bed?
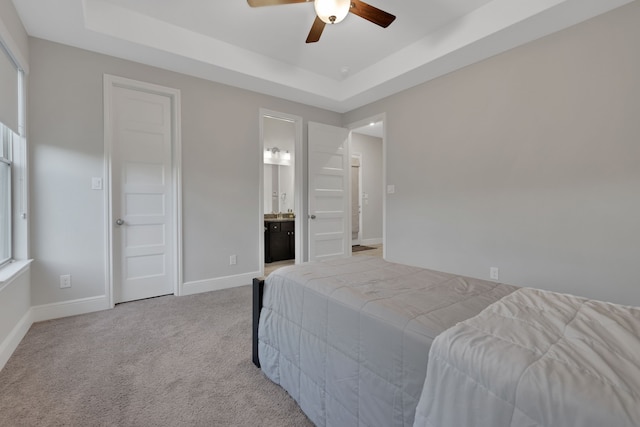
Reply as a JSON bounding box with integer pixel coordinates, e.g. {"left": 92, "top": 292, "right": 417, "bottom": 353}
{"left": 413, "top": 287, "right": 640, "bottom": 427}
{"left": 252, "top": 255, "right": 517, "bottom": 426}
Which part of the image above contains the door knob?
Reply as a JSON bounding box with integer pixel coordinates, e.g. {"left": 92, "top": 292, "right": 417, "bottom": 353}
{"left": 308, "top": 214, "right": 316, "bottom": 220}
{"left": 115, "top": 218, "right": 125, "bottom": 226}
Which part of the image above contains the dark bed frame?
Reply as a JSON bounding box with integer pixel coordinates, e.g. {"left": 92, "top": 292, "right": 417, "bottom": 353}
{"left": 252, "top": 277, "right": 265, "bottom": 368}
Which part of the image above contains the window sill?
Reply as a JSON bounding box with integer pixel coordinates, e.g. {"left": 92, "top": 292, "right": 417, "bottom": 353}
{"left": 0, "top": 259, "right": 33, "bottom": 289}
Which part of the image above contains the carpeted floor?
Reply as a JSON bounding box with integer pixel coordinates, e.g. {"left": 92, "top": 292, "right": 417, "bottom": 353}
{"left": 0, "top": 286, "right": 313, "bottom": 427}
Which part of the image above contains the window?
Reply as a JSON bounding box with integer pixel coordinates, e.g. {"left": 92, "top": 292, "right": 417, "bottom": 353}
{"left": 0, "top": 39, "right": 24, "bottom": 268}
{"left": 0, "top": 124, "right": 12, "bottom": 266}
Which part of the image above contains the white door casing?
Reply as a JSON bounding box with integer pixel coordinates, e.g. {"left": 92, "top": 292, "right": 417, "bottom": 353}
{"left": 104, "top": 75, "right": 182, "bottom": 305}
{"left": 308, "top": 121, "right": 351, "bottom": 262}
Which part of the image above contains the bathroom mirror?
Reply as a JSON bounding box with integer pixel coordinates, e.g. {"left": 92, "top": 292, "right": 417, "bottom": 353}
{"left": 264, "top": 163, "right": 293, "bottom": 214}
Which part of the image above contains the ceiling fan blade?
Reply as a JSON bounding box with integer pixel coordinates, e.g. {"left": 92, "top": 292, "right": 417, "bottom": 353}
{"left": 247, "top": 0, "right": 311, "bottom": 6}
{"left": 349, "top": 0, "right": 396, "bottom": 28}
{"left": 306, "top": 16, "right": 326, "bottom": 43}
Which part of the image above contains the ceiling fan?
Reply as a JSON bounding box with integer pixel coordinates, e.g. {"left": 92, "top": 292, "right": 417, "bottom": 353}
{"left": 247, "top": 0, "right": 396, "bottom": 43}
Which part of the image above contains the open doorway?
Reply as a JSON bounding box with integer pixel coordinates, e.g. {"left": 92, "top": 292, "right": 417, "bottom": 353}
{"left": 349, "top": 115, "right": 385, "bottom": 258}
{"left": 259, "top": 109, "right": 303, "bottom": 276}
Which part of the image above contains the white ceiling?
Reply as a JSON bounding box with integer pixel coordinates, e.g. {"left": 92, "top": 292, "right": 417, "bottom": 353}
{"left": 13, "top": 0, "right": 633, "bottom": 113}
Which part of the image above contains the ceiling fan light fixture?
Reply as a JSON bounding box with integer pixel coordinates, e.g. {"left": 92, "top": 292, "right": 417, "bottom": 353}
{"left": 314, "top": 0, "right": 350, "bottom": 24}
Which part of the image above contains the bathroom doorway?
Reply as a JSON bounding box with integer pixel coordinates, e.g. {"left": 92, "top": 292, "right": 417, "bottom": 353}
{"left": 258, "top": 109, "right": 303, "bottom": 276}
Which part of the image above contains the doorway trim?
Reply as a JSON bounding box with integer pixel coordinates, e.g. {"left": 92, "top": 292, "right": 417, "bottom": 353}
{"left": 347, "top": 112, "right": 387, "bottom": 259}
{"left": 103, "top": 74, "right": 183, "bottom": 308}
{"left": 258, "top": 109, "right": 303, "bottom": 274}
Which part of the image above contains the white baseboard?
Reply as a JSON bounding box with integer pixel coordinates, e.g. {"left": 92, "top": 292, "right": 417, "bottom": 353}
{"left": 362, "top": 238, "right": 383, "bottom": 245}
{"left": 182, "top": 271, "right": 258, "bottom": 296}
{"left": 30, "top": 295, "right": 110, "bottom": 323}
{"left": 0, "top": 310, "right": 32, "bottom": 371}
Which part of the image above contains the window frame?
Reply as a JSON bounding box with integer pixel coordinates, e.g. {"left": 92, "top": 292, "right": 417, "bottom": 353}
{"left": 0, "top": 42, "right": 27, "bottom": 272}
{"left": 0, "top": 123, "right": 12, "bottom": 267}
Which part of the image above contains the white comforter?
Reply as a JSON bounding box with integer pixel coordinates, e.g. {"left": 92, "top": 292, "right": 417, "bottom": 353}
{"left": 258, "top": 256, "right": 517, "bottom": 426}
{"left": 413, "top": 287, "right": 640, "bottom": 427}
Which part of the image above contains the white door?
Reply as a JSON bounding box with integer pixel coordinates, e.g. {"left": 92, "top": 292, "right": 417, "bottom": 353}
{"left": 111, "top": 86, "right": 175, "bottom": 303}
{"left": 308, "top": 122, "right": 350, "bottom": 262}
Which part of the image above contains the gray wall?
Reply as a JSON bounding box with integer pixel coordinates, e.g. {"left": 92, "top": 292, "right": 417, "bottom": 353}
{"left": 0, "top": 0, "right": 28, "bottom": 67}
{"left": 351, "top": 133, "right": 383, "bottom": 243}
{"left": 28, "top": 38, "right": 340, "bottom": 306}
{"left": 344, "top": 2, "right": 640, "bottom": 306}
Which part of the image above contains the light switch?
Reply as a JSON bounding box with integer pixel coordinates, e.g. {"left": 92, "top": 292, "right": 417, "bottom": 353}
{"left": 387, "top": 185, "right": 395, "bottom": 194}
{"left": 91, "top": 177, "right": 103, "bottom": 190}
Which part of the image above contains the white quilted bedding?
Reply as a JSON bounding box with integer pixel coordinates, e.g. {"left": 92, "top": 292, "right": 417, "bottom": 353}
{"left": 257, "top": 256, "right": 517, "bottom": 426}
{"left": 413, "top": 287, "right": 640, "bottom": 427}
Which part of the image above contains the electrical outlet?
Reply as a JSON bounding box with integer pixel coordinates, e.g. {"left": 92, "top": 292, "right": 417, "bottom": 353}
{"left": 490, "top": 267, "right": 499, "bottom": 281}
{"left": 60, "top": 274, "right": 72, "bottom": 288}
{"left": 229, "top": 255, "right": 237, "bottom": 265}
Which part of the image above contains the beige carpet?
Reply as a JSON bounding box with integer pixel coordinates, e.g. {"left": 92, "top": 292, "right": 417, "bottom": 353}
{"left": 0, "top": 286, "right": 313, "bottom": 427}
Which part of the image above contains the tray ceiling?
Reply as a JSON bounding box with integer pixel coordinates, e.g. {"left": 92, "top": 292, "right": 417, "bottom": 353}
{"left": 13, "top": 0, "right": 633, "bottom": 112}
